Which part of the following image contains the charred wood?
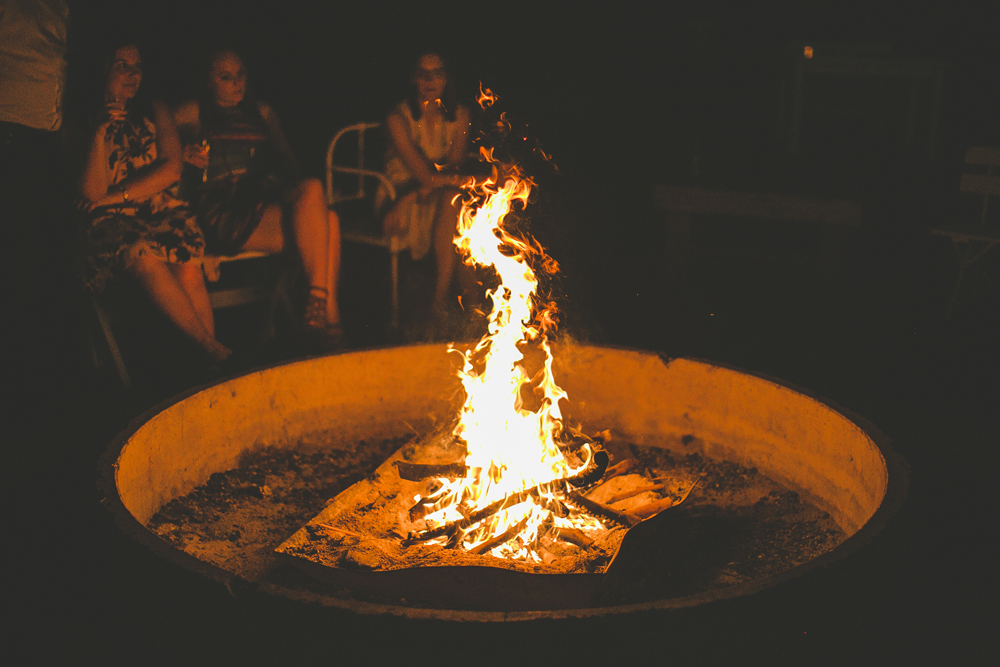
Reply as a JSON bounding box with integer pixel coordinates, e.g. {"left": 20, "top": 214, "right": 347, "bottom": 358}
{"left": 555, "top": 527, "right": 592, "bottom": 548}
{"left": 469, "top": 517, "right": 530, "bottom": 555}
{"left": 403, "top": 449, "right": 610, "bottom": 546}
{"left": 395, "top": 461, "right": 470, "bottom": 481}
{"left": 566, "top": 492, "right": 640, "bottom": 527}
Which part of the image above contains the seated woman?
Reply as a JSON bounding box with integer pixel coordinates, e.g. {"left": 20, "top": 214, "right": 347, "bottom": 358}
{"left": 378, "top": 52, "right": 471, "bottom": 318}
{"left": 77, "top": 41, "right": 231, "bottom": 365}
{"left": 173, "top": 48, "right": 343, "bottom": 349}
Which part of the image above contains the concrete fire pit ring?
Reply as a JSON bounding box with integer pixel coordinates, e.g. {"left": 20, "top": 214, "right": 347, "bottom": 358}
{"left": 99, "top": 343, "right": 905, "bottom": 621}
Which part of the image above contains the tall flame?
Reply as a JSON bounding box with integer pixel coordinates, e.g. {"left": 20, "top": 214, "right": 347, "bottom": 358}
{"left": 412, "top": 151, "right": 600, "bottom": 560}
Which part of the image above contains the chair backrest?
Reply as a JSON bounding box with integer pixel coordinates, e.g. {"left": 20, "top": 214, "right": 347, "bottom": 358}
{"left": 960, "top": 147, "right": 1000, "bottom": 225}
{"left": 326, "top": 122, "right": 396, "bottom": 207}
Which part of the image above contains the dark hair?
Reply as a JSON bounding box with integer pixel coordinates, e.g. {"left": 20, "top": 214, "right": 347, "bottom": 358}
{"left": 406, "top": 52, "right": 458, "bottom": 122}
{"left": 89, "top": 38, "right": 155, "bottom": 127}
{"left": 198, "top": 46, "right": 263, "bottom": 130}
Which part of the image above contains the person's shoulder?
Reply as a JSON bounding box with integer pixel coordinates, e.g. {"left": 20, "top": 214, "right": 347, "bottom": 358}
{"left": 390, "top": 100, "right": 412, "bottom": 120}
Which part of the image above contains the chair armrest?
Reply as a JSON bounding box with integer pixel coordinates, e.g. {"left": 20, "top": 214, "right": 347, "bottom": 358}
{"left": 326, "top": 122, "right": 397, "bottom": 206}
{"left": 328, "top": 166, "right": 396, "bottom": 205}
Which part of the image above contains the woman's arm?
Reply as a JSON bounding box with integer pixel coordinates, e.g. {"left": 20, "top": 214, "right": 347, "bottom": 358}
{"left": 173, "top": 100, "right": 208, "bottom": 168}
{"left": 104, "top": 101, "right": 183, "bottom": 204}
{"left": 81, "top": 101, "right": 184, "bottom": 207}
{"left": 77, "top": 102, "right": 123, "bottom": 201}
{"left": 258, "top": 101, "right": 298, "bottom": 178}
{"left": 386, "top": 110, "right": 436, "bottom": 189}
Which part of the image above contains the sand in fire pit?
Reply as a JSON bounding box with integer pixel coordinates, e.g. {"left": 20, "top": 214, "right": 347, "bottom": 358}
{"left": 146, "top": 434, "right": 845, "bottom": 604}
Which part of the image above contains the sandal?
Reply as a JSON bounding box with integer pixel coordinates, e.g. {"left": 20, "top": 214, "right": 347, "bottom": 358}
{"left": 303, "top": 286, "right": 328, "bottom": 332}
{"left": 303, "top": 286, "right": 346, "bottom": 352}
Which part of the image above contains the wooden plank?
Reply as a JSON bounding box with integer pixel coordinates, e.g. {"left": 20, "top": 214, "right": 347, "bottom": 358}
{"left": 653, "top": 185, "right": 862, "bottom": 226}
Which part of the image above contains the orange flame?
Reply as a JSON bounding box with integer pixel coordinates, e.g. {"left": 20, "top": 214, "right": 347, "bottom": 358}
{"left": 477, "top": 82, "right": 499, "bottom": 109}
{"left": 412, "top": 161, "right": 601, "bottom": 560}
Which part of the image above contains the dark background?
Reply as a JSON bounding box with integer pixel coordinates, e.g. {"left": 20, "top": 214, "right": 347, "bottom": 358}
{"left": 10, "top": 0, "right": 999, "bottom": 663}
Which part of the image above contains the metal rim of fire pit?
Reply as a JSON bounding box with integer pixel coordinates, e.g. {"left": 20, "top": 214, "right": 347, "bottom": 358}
{"left": 98, "top": 344, "right": 907, "bottom": 622}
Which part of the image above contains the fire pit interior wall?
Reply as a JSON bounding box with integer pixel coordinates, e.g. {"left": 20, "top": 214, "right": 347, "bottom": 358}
{"left": 115, "top": 345, "right": 462, "bottom": 525}
{"left": 550, "top": 347, "right": 887, "bottom": 534}
{"left": 114, "top": 343, "right": 887, "bottom": 545}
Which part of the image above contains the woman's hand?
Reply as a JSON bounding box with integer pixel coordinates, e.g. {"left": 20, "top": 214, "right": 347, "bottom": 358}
{"left": 76, "top": 189, "right": 127, "bottom": 212}
{"left": 183, "top": 141, "right": 210, "bottom": 169}
{"left": 97, "top": 100, "right": 127, "bottom": 134}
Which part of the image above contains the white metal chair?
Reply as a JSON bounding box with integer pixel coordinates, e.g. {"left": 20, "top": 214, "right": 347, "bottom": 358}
{"left": 325, "top": 122, "right": 405, "bottom": 329}
{"left": 931, "top": 147, "right": 1000, "bottom": 318}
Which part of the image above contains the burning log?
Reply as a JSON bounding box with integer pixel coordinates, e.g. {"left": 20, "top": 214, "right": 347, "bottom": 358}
{"left": 603, "top": 459, "right": 639, "bottom": 478}
{"left": 566, "top": 492, "right": 640, "bottom": 527}
{"left": 407, "top": 496, "right": 438, "bottom": 521}
{"left": 469, "top": 516, "right": 530, "bottom": 555}
{"left": 404, "top": 449, "right": 610, "bottom": 546}
{"left": 395, "top": 461, "right": 471, "bottom": 481}
{"left": 554, "top": 528, "right": 592, "bottom": 548}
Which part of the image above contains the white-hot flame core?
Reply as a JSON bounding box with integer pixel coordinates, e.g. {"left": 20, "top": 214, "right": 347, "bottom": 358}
{"left": 414, "top": 164, "right": 602, "bottom": 559}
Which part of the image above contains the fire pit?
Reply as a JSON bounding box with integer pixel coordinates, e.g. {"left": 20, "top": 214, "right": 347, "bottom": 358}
{"left": 101, "top": 143, "right": 900, "bottom": 619}
{"left": 100, "top": 343, "right": 901, "bottom": 620}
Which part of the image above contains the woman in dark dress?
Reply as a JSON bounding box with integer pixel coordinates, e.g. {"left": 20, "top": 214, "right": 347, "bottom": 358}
{"left": 77, "top": 42, "right": 231, "bottom": 364}
{"left": 174, "top": 49, "right": 343, "bottom": 348}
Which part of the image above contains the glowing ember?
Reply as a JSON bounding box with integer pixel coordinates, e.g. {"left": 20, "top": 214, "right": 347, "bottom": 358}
{"left": 410, "top": 147, "right": 605, "bottom": 561}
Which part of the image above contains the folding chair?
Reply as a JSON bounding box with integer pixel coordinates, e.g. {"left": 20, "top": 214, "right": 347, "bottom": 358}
{"left": 326, "top": 122, "right": 405, "bottom": 329}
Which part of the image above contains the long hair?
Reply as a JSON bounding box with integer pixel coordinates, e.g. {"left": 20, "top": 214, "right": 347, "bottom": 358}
{"left": 197, "top": 46, "right": 263, "bottom": 131}
{"left": 406, "top": 51, "right": 458, "bottom": 122}
{"left": 80, "top": 36, "right": 155, "bottom": 128}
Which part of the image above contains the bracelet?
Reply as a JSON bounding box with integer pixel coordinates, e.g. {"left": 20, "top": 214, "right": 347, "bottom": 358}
{"left": 113, "top": 183, "right": 130, "bottom": 203}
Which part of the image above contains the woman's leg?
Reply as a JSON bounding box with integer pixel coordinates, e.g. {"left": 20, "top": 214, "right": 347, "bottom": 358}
{"left": 129, "top": 253, "right": 231, "bottom": 362}
{"left": 169, "top": 261, "right": 216, "bottom": 338}
{"left": 431, "top": 188, "right": 463, "bottom": 312}
{"left": 242, "top": 179, "right": 341, "bottom": 327}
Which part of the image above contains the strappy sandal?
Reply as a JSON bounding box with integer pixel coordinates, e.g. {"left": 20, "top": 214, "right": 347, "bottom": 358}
{"left": 303, "top": 286, "right": 346, "bottom": 352}
{"left": 303, "top": 286, "right": 328, "bottom": 332}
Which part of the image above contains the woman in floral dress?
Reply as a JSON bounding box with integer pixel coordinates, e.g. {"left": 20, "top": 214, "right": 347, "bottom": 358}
{"left": 78, "top": 42, "right": 230, "bottom": 364}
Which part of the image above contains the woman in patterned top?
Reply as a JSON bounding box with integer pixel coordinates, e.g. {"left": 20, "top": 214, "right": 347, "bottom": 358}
{"left": 174, "top": 48, "right": 343, "bottom": 349}
{"left": 77, "top": 41, "right": 231, "bottom": 365}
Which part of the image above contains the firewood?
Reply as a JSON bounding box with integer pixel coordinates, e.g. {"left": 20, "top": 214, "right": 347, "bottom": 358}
{"left": 403, "top": 450, "right": 610, "bottom": 545}
{"left": 408, "top": 496, "right": 437, "bottom": 521}
{"left": 604, "top": 483, "right": 663, "bottom": 505}
{"left": 395, "top": 461, "right": 469, "bottom": 481}
{"left": 627, "top": 497, "right": 676, "bottom": 519}
{"left": 628, "top": 477, "right": 701, "bottom": 520}
{"left": 566, "top": 492, "right": 640, "bottom": 527}
{"left": 469, "top": 516, "right": 530, "bottom": 555}
{"left": 604, "top": 459, "right": 639, "bottom": 477}
{"left": 555, "top": 528, "right": 592, "bottom": 548}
